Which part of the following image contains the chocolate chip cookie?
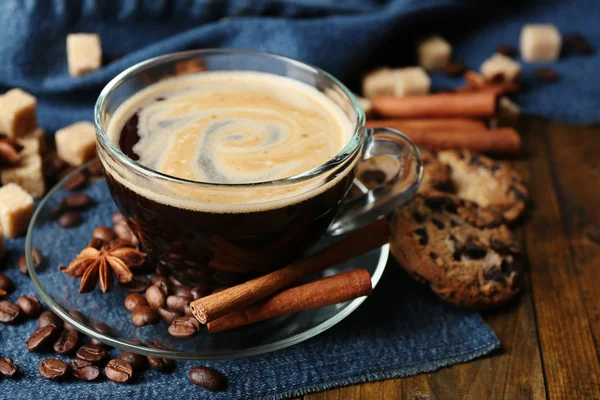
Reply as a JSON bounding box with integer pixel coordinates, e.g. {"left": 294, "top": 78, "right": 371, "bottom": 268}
{"left": 419, "top": 148, "right": 451, "bottom": 193}
{"left": 438, "top": 150, "right": 527, "bottom": 223}
{"left": 391, "top": 193, "right": 521, "bottom": 309}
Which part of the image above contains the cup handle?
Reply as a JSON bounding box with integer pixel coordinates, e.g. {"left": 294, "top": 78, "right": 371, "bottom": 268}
{"left": 327, "top": 127, "right": 423, "bottom": 236}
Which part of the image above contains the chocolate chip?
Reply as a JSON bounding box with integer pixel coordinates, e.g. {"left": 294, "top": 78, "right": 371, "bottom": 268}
{"left": 497, "top": 44, "right": 516, "bottom": 57}
{"left": 486, "top": 221, "right": 502, "bottom": 229}
{"left": 69, "top": 359, "right": 101, "bottom": 381}
{"left": 411, "top": 210, "right": 426, "bottom": 223}
{"left": 441, "top": 62, "right": 466, "bottom": 77}
{"left": 189, "top": 366, "right": 228, "bottom": 391}
{"left": 490, "top": 239, "right": 509, "bottom": 255}
{"left": 535, "top": 67, "right": 559, "bottom": 82}
{"left": 431, "top": 218, "right": 445, "bottom": 230}
{"left": 432, "top": 181, "right": 451, "bottom": 192}
{"left": 429, "top": 252, "right": 438, "bottom": 260}
{"left": 450, "top": 219, "right": 459, "bottom": 227}
{"left": 413, "top": 228, "right": 428, "bottom": 246}
{"left": 484, "top": 267, "right": 504, "bottom": 282}
{"left": 501, "top": 259, "right": 514, "bottom": 275}
{"left": 452, "top": 249, "right": 462, "bottom": 261}
{"left": 424, "top": 196, "right": 457, "bottom": 214}
{"left": 468, "top": 155, "right": 482, "bottom": 166}
{"left": 510, "top": 186, "right": 527, "bottom": 201}
{"left": 59, "top": 211, "right": 83, "bottom": 228}
{"left": 464, "top": 239, "right": 487, "bottom": 259}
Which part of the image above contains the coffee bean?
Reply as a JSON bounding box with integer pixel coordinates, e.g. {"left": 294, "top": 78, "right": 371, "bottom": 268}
{"left": 111, "top": 211, "right": 124, "bottom": 225}
{"left": 0, "top": 301, "right": 21, "bottom": 323}
{"left": 189, "top": 366, "right": 227, "bottom": 391}
{"left": 26, "top": 324, "right": 60, "bottom": 351}
{"left": 18, "top": 255, "right": 28, "bottom": 275}
{"left": 168, "top": 275, "right": 186, "bottom": 287}
{"left": 496, "top": 43, "right": 516, "bottom": 57}
{"left": 150, "top": 275, "right": 170, "bottom": 296}
{"left": 145, "top": 285, "right": 166, "bottom": 309}
{"left": 0, "top": 274, "right": 14, "bottom": 293}
{"left": 76, "top": 344, "right": 108, "bottom": 365}
{"left": 59, "top": 211, "right": 83, "bottom": 228}
{"left": 93, "top": 226, "right": 116, "bottom": 242}
{"left": 114, "top": 222, "right": 137, "bottom": 245}
{"left": 190, "top": 284, "right": 210, "bottom": 300}
{"left": 90, "top": 322, "right": 113, "bottom": 346}
{"left": 564, "top": 33, "right": 593, "bottom": 55}
{"left": 62, "top": 171, "right": 88, "bottom": 191}
{"left": 166, "top": 295, "right": 191, "bottom": 313}
{"left": 119, "top": 350, "right": 147, "bottom": 370}
{"left": 64, "top": 309, "right": 88, "bottom": 331}
{"left": 0, "top": 358, "right": 18, "bottom": 378}
{"left": 147, "top": 342, "right": 175, "bottom": 372}
{"left": 441, "top": 62, "right": 466, "bottom": 77}
{"left": 63, "top": 193, "right": 94, "bottom": 209}
{"left": 69, "top": 359, "right": 100, "bottom": 381}
{"left": 168, "top": 316, "right": 200, "bottom": 338}
{"left": 53, "top": 329, "right": 79, "bottom": 354}
{"left": 535, "top": 67, "right": 559, "bottom": 82}
{"left": 38, "top": 310, "right": 62, "bottom": 328}
{"left": 155, "top": 263, "right": 169, "bottom": 277}
{"left": 158, "top": 308, "right": 182, "bottom": 325}
{"left": 88, "top": 237, "right": 105, "bottom": 250}
{"left": 121, "top": 275, "right": 151, "bottom": 293}
{"left": 16, "top": 295, "right": 42, "bottom": 317}
{"left": 131, "top": 306, "right": 159, "bottom": 327}
{"left": 105, "top": 359, "right": 133, "bottom": 383}
{"left": 39, "top": 358, "right": 68, "bottom": 380}
{"left": 124, "top": 293, "right": 147, "bottom": 312}
{"left": 43, "top": 154, "right": 68, "bottom": 181}
{"left": 184, "top": 303, "right": 193, "bottom": 317}
{"left": 173, "top": 285, "right": 193, "bottom": 298}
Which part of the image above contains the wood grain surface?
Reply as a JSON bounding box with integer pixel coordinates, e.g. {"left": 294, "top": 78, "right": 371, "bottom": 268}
{"left": 302, "top": 118, "right": 600, "bottom": 400}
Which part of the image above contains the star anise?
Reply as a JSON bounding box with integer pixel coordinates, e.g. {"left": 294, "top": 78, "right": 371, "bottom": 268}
{"left": 0, "top": 135, "right": 23, "bottom": 167}
{"left": 59, "top": 240, "right": 146, "bottom": 294}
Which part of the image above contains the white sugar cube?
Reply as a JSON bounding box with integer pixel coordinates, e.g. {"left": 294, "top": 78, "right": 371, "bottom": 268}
{"left": 393, "top": 67, "right": 431, "bottom": 96}
{"left": 418, "top": 36, "right": 452, "bottom": 70}
{"left": 67, "top": 33, "right": 102, "bottom": 77}
{"left": 520, "top": 24, "right": 562, "bottom": 62}
{"left": 480, "top": 53, "right": 522, "bottom": 82}
{"left": 55, "top": 121, "right": 97, "bottom": 166}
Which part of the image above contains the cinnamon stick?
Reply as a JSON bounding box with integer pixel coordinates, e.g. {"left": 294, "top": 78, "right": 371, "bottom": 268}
{"left": 366, "top": 118, "right": 487, "bottom": 132}
{"left": 207, "top": 268, "right": 372, "bottom": 332}
{"left": 372, "top": 91, "right": 497, "bottom": 118}
{"left": 189, "top": 218, "right": 389, "bottom": 324}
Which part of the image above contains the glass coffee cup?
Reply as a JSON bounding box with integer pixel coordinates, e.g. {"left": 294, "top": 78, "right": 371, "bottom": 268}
{"left": 95, "top": 49, "right": 422, "bottom": 286}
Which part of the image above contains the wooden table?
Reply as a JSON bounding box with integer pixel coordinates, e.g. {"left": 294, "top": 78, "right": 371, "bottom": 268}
{"left": 303, "top": 118, "right": 600, "bottom": 399}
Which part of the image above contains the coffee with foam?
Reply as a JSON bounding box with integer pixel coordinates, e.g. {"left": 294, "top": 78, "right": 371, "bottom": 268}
{"left": 105, "top": 71, "right": 355, "bottom": 213}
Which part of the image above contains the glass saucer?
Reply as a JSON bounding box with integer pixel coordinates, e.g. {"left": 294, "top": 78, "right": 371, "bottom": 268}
{"left": 26, "top": 160, "right": 388, "bottom": 360}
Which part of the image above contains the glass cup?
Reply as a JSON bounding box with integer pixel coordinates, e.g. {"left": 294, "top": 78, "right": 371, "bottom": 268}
{"left": 95, "top": 49, "right": 422, "bottom": 285}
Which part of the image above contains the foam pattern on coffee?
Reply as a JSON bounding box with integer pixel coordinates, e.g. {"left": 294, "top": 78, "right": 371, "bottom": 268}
{"left": 105, "top": 71, "right": 357, "bottom": 213}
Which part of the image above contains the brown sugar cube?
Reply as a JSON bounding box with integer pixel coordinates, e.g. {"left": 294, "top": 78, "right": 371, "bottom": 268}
{"left": 418, "top": 36, "right": 452, "bottom": 71}
{"left": 0, "top": 88, "right": 37, "bottom": 138}
{"left": 362, "top": 67, "right": 396, "bottom": 99}
{"left": 55, "top": 121, "right": 97, "bottom": 166}
{"left": 67, "top": 33, "right": 102, "bottom": 77}
{"left": 520, "top": 24, "right": 562, "bottom": 62}
{"left": 0, "top": 183, "right": 35, "bottom": 238}
{"left": 18, "top": 136, "right": 41, "bottom": 157}
{"left": 480, "top": 53, "right": 522, "bottom": 82}
{"left": 20, "top": 127, "right": 46, "bottom": 153}
{"left": 1, "top": 154, "right": 45, "bottom": 198}
{"left": 363, "top": 67, "right": 431, "bottom": 99}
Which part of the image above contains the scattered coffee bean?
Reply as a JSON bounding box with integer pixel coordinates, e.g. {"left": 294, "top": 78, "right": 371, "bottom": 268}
{"left": 441, "top": 62, "right": 466, "bottom": 77}
{"left": 119, "top": 350, "right": 147, "bottom": 370}
{"left": 44, "top": 154, "right": 68, "bottom": 181}
{"left": 63, "top": 193, "right": 94, "bottom": 209}
{"left": 38, "top": 310, "right": 62, "bottom": 328}
{"left": 173, "top": 285, "right": 193, "bottom": 298}
{"left": 114, "top": 222, "right": 137, "bottom": 245}
{"left": 496, "top": 43, "right": 516, "bottom": 57}
{"left": 16, "top": 295, "right": 42, "bottom": 317}
{"left": 168, "top": 316, "right": 201, "bottom": 338}
{"left": 90, "top": 322, "right": 113, "bottom": 346}
{"left": 124, "top": 293, "right": 147, "bottom": 312}
{"left": 53, "top": 329, "right": 79, "bottom": 354}
{"left": 184, "top": 303, "right": 193, "bottom": 317}
{"left": 26, "top": 324, "right": 60, "bottom": 351}
{"left": 86, "top": 161, "right": 104, "bottom": 177}
{"left": 18, "top": 255, "right": 28, "bottom": 275}
{"left": 105, "top": 359, "right": 133, "bottom": 383}
{"left": 69, "top": 359, "right": 100, "bottom": 381}
{"left": 166, "top": 295, "right": 191, "bottom": 314}
{"left": 0, "top": 358, "right": 18, "bottom": 378}
{"left": 62, "top": 171, "right": 88, "bottom": 191}
{"left": 121, "top": 275, "right": 151, "bottom": 293}
{"left": 64, "top": 309, "right": 88, "bottom": 331}
{"left": 59, "top": 211, "right": 83, "bottom": 228}
{"left": 535, "top": 67, "right": 559, "bottom": 82}
{"left": 0, "top": 274, "right": 14, "bottom": 293}
{"left": 31, "top": 247, "right": 43, "bottom": 266}
{"left": 112, "top": 211, "right": 125, "bottom": 225}
{"left": 189, "top": 366, "right": 227, "bottom": 391}
{"left": 190, "top": 284, "right": 210, "bottom": 300}
{"left": 146, "top": 285, "right": 166, "bottom": 309}
{"left": 158, "top": 308, "right": 182, "bottom": 325}
{"left": 93, "top": 226, "right": 116, "bottom": 242}
{"left": 0, "top": 300, "right": 21, "bottom": 324}
{"left": 564, "top": 33, "right": 593, "bottom": 55}
{"left": 76, "top": 344, "right": 108, "bottom": 365}
{"left": 88, "top": 237, "right": 105, "bottom": 249}
{"left": 168, "top": 275, "right": 186, "bottom": 287}
{"left": 131, "top": 306, "right": 159, "bottom": 327}
{"left": 39, "top": 358, "right": 68, "bottom": 380}
{"left": 150, "top": 275, "right": 170, "bottom": 296}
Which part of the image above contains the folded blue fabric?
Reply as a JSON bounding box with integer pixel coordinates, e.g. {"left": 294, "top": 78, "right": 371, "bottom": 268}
{"left": 0, "top": 0, "right": 598, "bottom": 131}
{"left": 0, "top": 180, "right": 499, "bottom": 399}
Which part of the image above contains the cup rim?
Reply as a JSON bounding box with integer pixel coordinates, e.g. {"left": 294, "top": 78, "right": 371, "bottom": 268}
{"left": 94, "top": 48, "right": 365, "bottom": 188}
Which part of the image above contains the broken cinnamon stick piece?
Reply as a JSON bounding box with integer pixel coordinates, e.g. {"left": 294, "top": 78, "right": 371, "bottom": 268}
{"left": 207, "top": 268, "right": 373, "bottom": 332}
{"left": 366, "top": 118, "right": 487, "bottom": 132}
{"left": 190, "top": 218, "right": 389, "bottom": 324}
{"left": 372, "top": 91, "right": 497, "bottom": 118}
